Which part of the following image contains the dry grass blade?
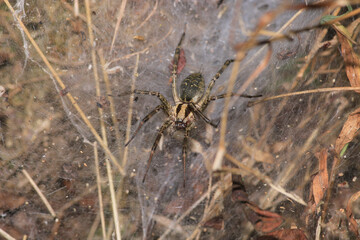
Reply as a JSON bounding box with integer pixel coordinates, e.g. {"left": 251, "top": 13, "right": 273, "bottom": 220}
{"left": 93, "top": 142, "right": 106, "bottom": 239}
{"left": 248, "top": 86, "right": 360, "bottom": 107}
{"left": 3, "top": 0, "right": 125, "bottom": 176}
{"left": 0, "top": 228, "right": 16, "bottom": 240}
{"left": 110, "top": 0, "right": 127, "bottom": 53}
{"left": 22, "top": 169, "right": 57, "bottom": 217}
{"left": 224, "top": 153, "right": 307, "bottom": 206}
{"left": 84, "top": 1, "right": 122, "bottom": 238}
{"left": 99, "top": 49, "right": 124, "bottom": 154}
{"left": 158, "top": 176, "right": 229, "bottom": 240}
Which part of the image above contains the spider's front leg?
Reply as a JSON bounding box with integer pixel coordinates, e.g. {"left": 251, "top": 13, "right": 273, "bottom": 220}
{"left": 189, "top": 102, "right": 219, "bottom": 128}
{"left": 198, "top": 59, "right": 235, "bottom": 110}
{"left": 142, "top": 119, "right": 172, "bottom": 183}
{"left": 171, "top": 32, "right": 186, "bottom": 104}
{"left": 132, "top": 90, "right": 171, "bottom": 110}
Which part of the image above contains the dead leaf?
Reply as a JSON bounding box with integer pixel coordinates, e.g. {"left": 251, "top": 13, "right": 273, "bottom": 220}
{"left": 232, "top": 175, "right": 283, "bottom": 232}
{"left": 246, "top": 204, "right": 283, "bottom": 233}
{"left": 264, "top": 229, "right": 308, "bottom": 240}
{"left": 346, "top": 191, "right": 360, "bottom": 237}
{"left": 312, "top": 149, "right": 329, "bottom": 205}
{"left": 168, "top": 48, "right": 186, "bottom": 84}
{"left": 0, "top": 191, "right": 26, "bottom": 214}
{"left": 203, "top": 215, "right": 224, "bottom": 230}
{"left": 335, "top": 28, "right": 360, "bottom": 93}
{"left": 335, "top": 107, "right": 360, "bottom": 155}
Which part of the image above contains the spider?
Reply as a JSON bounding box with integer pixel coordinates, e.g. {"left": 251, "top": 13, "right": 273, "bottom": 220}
{"left": 125, "top": 33, "right": 259, "bottom": 186}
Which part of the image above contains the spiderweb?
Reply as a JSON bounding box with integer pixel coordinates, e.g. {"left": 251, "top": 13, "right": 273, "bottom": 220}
{"left": 1, "top": 0, "right": 358, "bottom": 239}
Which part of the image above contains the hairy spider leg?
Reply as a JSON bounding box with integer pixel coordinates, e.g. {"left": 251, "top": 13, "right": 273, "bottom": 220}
{"left": 133, "top": 90, "right": 171, "bottom": 111}
{"left": 198, "top": 59, "right": 235, "bottom": 110}
{"left": 188, "top": 102, "right": 218, "bottom": 128}
{"left": 125, "top": 105, "right": 166, "bottom": 147}
{"left": 208, "top": 93, "right": 263, "bottom": 102}
{"left": 182, "top": 128, "right": 189, "bottom": 187}
{"left": 171, "top": 32, "right": 186, "bottom": 104}
{"left": 142, "top": 119, "right": 172, "bottom": 183}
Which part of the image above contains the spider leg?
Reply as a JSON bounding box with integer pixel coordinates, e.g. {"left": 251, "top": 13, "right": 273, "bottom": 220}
{"left": 171, "top": 32, "right": 186, "bottom": 104}
{"left": 198, "top": 59, "right": 234, "bottom": 108}
{"left": 182, "top": 128, "right": 189, "bottom": 187}
{"left": 142, "top": 119, "right": 172, "bottom": 183}
{"left": 132, "top": 90, "right": 171, "bottom": 111}
{"left": 188, "top": 102, "right": 218, "bottom": 128}
{"left": 200, "top": 93, "right": 262, "bottom": 111}
{"left": 125, "top": 105, "right": 166, "bottom": 147}
{"left": 208, "top": 93, "right": 262, "bottom": 102}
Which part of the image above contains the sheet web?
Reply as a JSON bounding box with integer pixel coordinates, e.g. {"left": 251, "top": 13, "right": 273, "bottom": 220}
{"left": 1, "top": 0, "right": 359, "bottom": 239}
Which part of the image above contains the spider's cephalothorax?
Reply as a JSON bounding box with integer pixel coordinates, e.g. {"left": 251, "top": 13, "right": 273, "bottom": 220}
{"left": 125, "top": 33, "right": 258, "bottom": 186}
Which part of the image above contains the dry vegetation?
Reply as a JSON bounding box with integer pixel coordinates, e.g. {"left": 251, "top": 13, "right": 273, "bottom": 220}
{"left": 1, "top": 0, "right": 360, "bottom": 239}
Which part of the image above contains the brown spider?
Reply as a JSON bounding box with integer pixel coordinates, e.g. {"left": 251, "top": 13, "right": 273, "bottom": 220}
{"left": 125, "top": 33, "right": 259, "bottom": 186}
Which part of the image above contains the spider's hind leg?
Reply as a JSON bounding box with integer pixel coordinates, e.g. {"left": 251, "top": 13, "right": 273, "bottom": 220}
{"left": 125, "top": 104, "right": 166, "bottom": 147}
{"left": 142, "top": 119, "right": 172, "bottom": 183}
{"left": 182, "top": 128, "right": 189, "bottom": 187}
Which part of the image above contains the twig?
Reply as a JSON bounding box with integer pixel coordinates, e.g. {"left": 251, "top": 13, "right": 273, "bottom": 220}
{"left": 60, "top": 0, "right": 102, "bottom": 35}
{"left": 99, "top": 49, "right": 124, "bottom": 162}
{"left": 159, "top": 176, "right": 229, "bottom": 240}
{"left": 106, "top": 158, "right": 122, "bottom": 240}
{"left": 110, "top": 0, "right": 127, "bottom": 54}
{"left": 123, "top": 54, "right": 140, "bottom": 167}
{"left": 105, "top": 27, "right": 172, "bottom": 69}
{"left": 248, "top": 86, "right": 360, "bottom": 107}
{"left": 135, "top": 0, "right": 158, "bottom": 31}
{"left": 0, "top": 228, "right": 16, "bottom": 240}
{"left": 93, "top": 142, "right": 106, "bottom": 239}
{"left": 22, "top": 169, "right": 57, "bottom": 217}
{"left": 84, "top": 1, "right": 122, "bottom": 239}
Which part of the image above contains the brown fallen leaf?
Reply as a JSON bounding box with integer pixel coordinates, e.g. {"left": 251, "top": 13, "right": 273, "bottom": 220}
{"left": 335, "top": 28, "right": 360, "bottom": 93}
{"left": 312, "top": 148, "right": 329, "bottom": 205}
{"left": 263, "top": 228, "right": 308, "bottom": 240}
{"left": 335, "top": 107, "right": 360, "bottom": 155}
{"left": 0, "top": 191, "right": 26, "bottom": 214}
{"left": 202, "top": 215, "right": 224, "bottom": 230}
{"left": 232, "top": 175, "right": 283, "bottom": 233}
{"left": 346, "top": 191, "right": 360, "bottom": 237}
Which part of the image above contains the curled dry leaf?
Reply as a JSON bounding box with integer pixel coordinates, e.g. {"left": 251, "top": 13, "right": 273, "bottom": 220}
{"left": 335, "top": 27, "right": 360, "bottom": 93}
{"left": 232, "top": 176, "right": 283, "bottom": 233}
{"left": 203, "top": 215, "right": 224, "bottom": 230}
{"left": 335, "top": 107, "right": 360, "bottom": 155}
{"left": 263, "top": 228, "right": 308, "bottom": 240}
{"left": 312, "top": 148, "right": 329, "bottom": 206}
{"left": 346, "top": 191, "right": 360, "bottom": 237}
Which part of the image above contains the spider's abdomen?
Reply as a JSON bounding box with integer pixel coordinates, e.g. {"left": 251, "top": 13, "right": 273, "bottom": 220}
{"left": 180, "top": 73, "right": 205, "bottom": 103}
